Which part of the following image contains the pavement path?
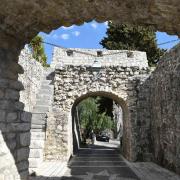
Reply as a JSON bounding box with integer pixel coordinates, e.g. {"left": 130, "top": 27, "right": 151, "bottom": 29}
{"left": 30, "top": 140, "right": 180, "bottom": 180}
{"left": 61, "top": 144, "right": 139, "bottom": 180}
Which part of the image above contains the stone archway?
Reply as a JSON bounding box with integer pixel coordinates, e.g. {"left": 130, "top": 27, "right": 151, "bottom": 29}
{"left": 71, "top": 91, "right": 130, "bottom": 158}
{"left": 44, "top": 50, "right": 150, "bottom": 163}
{"left": 0, "top": 1, "right": 180, "bottom": 179}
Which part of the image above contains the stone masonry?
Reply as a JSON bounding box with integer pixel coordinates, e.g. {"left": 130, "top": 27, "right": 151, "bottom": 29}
{"left": 137, "top": 44, "right": 180, "bottom": 174}
{"left": 18, "top": 48, "right": 54, "bottom": 172}
{"left": 0, "top": 1, "right": 180, "bottom": 179}
{"left": 18, "top": 47, "right": 44, "bottom": 112}
{"left": 1, "top": 0, "right": 180, "bottom": 43}
{"left": 45, "top": 48, "right": 150, "bottom": 162}
{"left": 0, "top": 36, "right": 32, "bottom": 180}
{"left": 0, "top": 44, "right": 179, "bottom": 179}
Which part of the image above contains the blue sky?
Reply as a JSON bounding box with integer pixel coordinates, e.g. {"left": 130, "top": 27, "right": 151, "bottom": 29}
{"left": 39, "top": 21, "right": 180, "bottom": 64}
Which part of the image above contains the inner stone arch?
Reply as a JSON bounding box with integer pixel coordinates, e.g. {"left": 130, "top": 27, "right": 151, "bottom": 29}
{"left": 71, "top": 91, "right": 131, "bottom": 159}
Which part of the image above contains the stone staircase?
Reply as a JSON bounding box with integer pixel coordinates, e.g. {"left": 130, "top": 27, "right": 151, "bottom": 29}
{"left": 29, "top": 68, "right": 54, "bottom": 173}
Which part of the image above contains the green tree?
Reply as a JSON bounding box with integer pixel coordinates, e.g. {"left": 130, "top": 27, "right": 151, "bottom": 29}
{"left": 29, "top": 35, "right": 49, "bottom": 67}
{"left": 100, "top": 22, "right": 166, "bottom": 66}
{"left": 77, "top": 97, "right": 114, "bottom": 135}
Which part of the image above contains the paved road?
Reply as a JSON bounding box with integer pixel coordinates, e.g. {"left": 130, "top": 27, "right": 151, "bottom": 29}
{"left": 61, "top": 143, "right": 139, "bottom": 180}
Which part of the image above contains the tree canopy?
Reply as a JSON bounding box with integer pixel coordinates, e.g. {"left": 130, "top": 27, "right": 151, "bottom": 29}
{"left": 77, "top": 97, "right": 114, "bottom": 135}
{"left": 100, "top": 22, "right": 166, "bottom": 66}
{"left": 29, "top": 35, "right": 49, "bottom": 67}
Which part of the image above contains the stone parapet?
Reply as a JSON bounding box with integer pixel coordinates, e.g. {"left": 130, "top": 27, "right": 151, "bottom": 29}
{"left": 51, "top": 48, "right": 148, "bottom": 69}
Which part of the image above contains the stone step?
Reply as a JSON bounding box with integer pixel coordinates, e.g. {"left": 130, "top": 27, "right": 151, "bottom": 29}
{"left": 36, "top": 94, "right": 53, "bottom": 101}
{"left": 41, "top": 80, "right": 52, "bottom": 85}
{"left": 29, "top": 149, "right": 44, "bottom": 158}
{"left": 31, "top": 128, "right": 45, "bottom": 132}
{"left": 33, "top": 105, "right": 50, "bottom": 112}
{"left": 31, "top": 124, "right": 46, "bottom": 130}
{"left": 31, "top": 118, "right": 46, "bottom": 125}
{"left": 38, "top": 89, "right": 53, "bottom": 95}
{"left": 30, "top": 140, "right": 44, "bottom": 149}
{"left": 29, "top": 157, "right": 43, "bottom": 168}
{"left": 31, "top": 132, "right": 45, "bottom": 140}
{"left": 32, "top": 113, "right": 47, "bottom": 119}
{"left": 41, "top": 84, "right": 54, "bottom": 90}
{"left": 36, "top": 100, "right": 52, "bottom": 106}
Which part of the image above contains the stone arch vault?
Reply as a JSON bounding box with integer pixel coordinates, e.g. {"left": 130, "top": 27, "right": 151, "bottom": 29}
{"left": 71, "top": 91, "right": 130, "bottom": 156}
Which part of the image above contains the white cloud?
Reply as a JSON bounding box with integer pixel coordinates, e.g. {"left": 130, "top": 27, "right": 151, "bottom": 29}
{"left": 60, "top": 34, "right": 70, "bottom": 40}
{"left": 62, "top": 25, "right": 74, "bottom": 30}
{"left": 72, "top": 31, "right": 80, "bottom": 37}
{"left": 91, "top": 22, "right": 98, "bottom": 29}
{"left": 104, "top": 21, "right": 108, "bottom": 26}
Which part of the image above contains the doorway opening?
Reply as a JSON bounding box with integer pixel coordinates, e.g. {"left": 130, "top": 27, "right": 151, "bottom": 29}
{"left": 71, "top": 91, "right": 129, "bottom": 157}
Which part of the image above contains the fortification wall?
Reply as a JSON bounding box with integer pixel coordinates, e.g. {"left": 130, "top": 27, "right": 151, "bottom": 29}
{"left": 18, "top": 48, "right": 44, "bottom": 112}
{"left": 137, "top": 44, "right": 180, "bottom": 174}
{"left": 51, "top": 48, "right": 148, "bottom": 68}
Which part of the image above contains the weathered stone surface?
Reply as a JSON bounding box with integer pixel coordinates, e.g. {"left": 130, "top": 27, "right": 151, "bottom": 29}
{"left": 0, "top": 110, "right": 6, "bottom": 122}
{"left": 20, "top": 111, "right": 32, "bottom": 122}
{"left": 5, "top": 89, "right": 20, "bottom": 100}
{"left": 6, "top": 112, "right": 18, "bottom": 122}
{"left": 20, "top": 132, "right": 30, "bottom": 147}
{"left": 136, "top": 44, "right": 180, "bottom": 174}
{"left": 0, "top": 0, "right": 180, "bottom": 44}
{"left": 18, "top": 48, "right": 44, "bottom": 112}
{"left": 45, "top": 48, "right": 150, "bottom": 162}
{"left": 16, "top": 147, "right": 29, "bottom": 162}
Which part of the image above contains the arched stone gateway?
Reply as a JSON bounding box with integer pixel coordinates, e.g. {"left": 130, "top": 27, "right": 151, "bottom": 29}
{"left": 0, "top": 1, "right": 179, "bottom": 179}
{"left": 71, "top": 91, "right": 129, "bottom": 155}
{"left": 44, "top": 48, "right": 150, "bottom": 164}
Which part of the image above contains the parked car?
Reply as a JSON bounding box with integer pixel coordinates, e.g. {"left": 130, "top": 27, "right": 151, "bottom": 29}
{"left": 96, "top": 133, "right": 110, "bottom": 142}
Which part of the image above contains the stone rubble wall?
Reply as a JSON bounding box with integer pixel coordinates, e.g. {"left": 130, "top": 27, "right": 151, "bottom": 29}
{"left": 148, "top": 45, "right": 180, "bottom": 174}
{"left": 136, "top": 44, "right": 180, "bottom": 174}
{"left": 51, "top": 48, "right": 148, "bottom": 69}
{"left": 18, "top": 47, "right": 44, "bottom": 112}
{"left": 45, "top": 64, "right": 150, "bottom": 162}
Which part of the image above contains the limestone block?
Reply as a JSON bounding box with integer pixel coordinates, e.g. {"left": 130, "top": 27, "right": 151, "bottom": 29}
{"left": 8, "top": 123, "right": 31, "bottom": 132}
{"left": 5, "top": 89, "right": 19, "bottom": 100}
{"left": 16, "top": 147, "right": 29, "bottom": 162}
{"left": 20, "top": 132, "right": 30, "bottom": 147}
{"left": 21, "top": 111, "right": 32, "bottom": 122}
{"left": 9, "top": 80, "right": 24, "bottom": 91}
{"left": 6, "top": 112, "right": 18, "bottom": 122}
{"left": 0, "top": 110, "right": 6, "bottom": 122}
{"left": 16, "top": 160, "right": 28, "bottom": 171}
{"left": 14, "top": 102, "right": 24, "bottom": 111}
{"left": 0, "top": 89, "right": 4, "bottom": 98}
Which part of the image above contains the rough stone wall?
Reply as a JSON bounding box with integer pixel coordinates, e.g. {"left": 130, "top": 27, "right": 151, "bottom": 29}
{"left": 1, "top": 0, "right": 180, "bottom": 44}
{"left": 45, "top": 64, "right": 150, "bottom": 162}
{"left": 0, "top": 35, "right": 32, "bottom": 180}
{"left": 149, "top": 45, "right": 180, "bottom": 173}
{"left": 136, "top": 44, "right": 180, "bottom": 174}
{"left": 18, "top": 47, "right": 44, "bottom": 112}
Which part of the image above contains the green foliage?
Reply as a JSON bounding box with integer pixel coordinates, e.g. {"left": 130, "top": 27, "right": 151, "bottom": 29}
{"left": 29, "top": 35, "right": 49, "bottom": 67}
{"left": 78, "top": 97, "right": 114, "bottom": 134}
{"left": 100, "top": 22, "right": 166, "bottom": 66}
